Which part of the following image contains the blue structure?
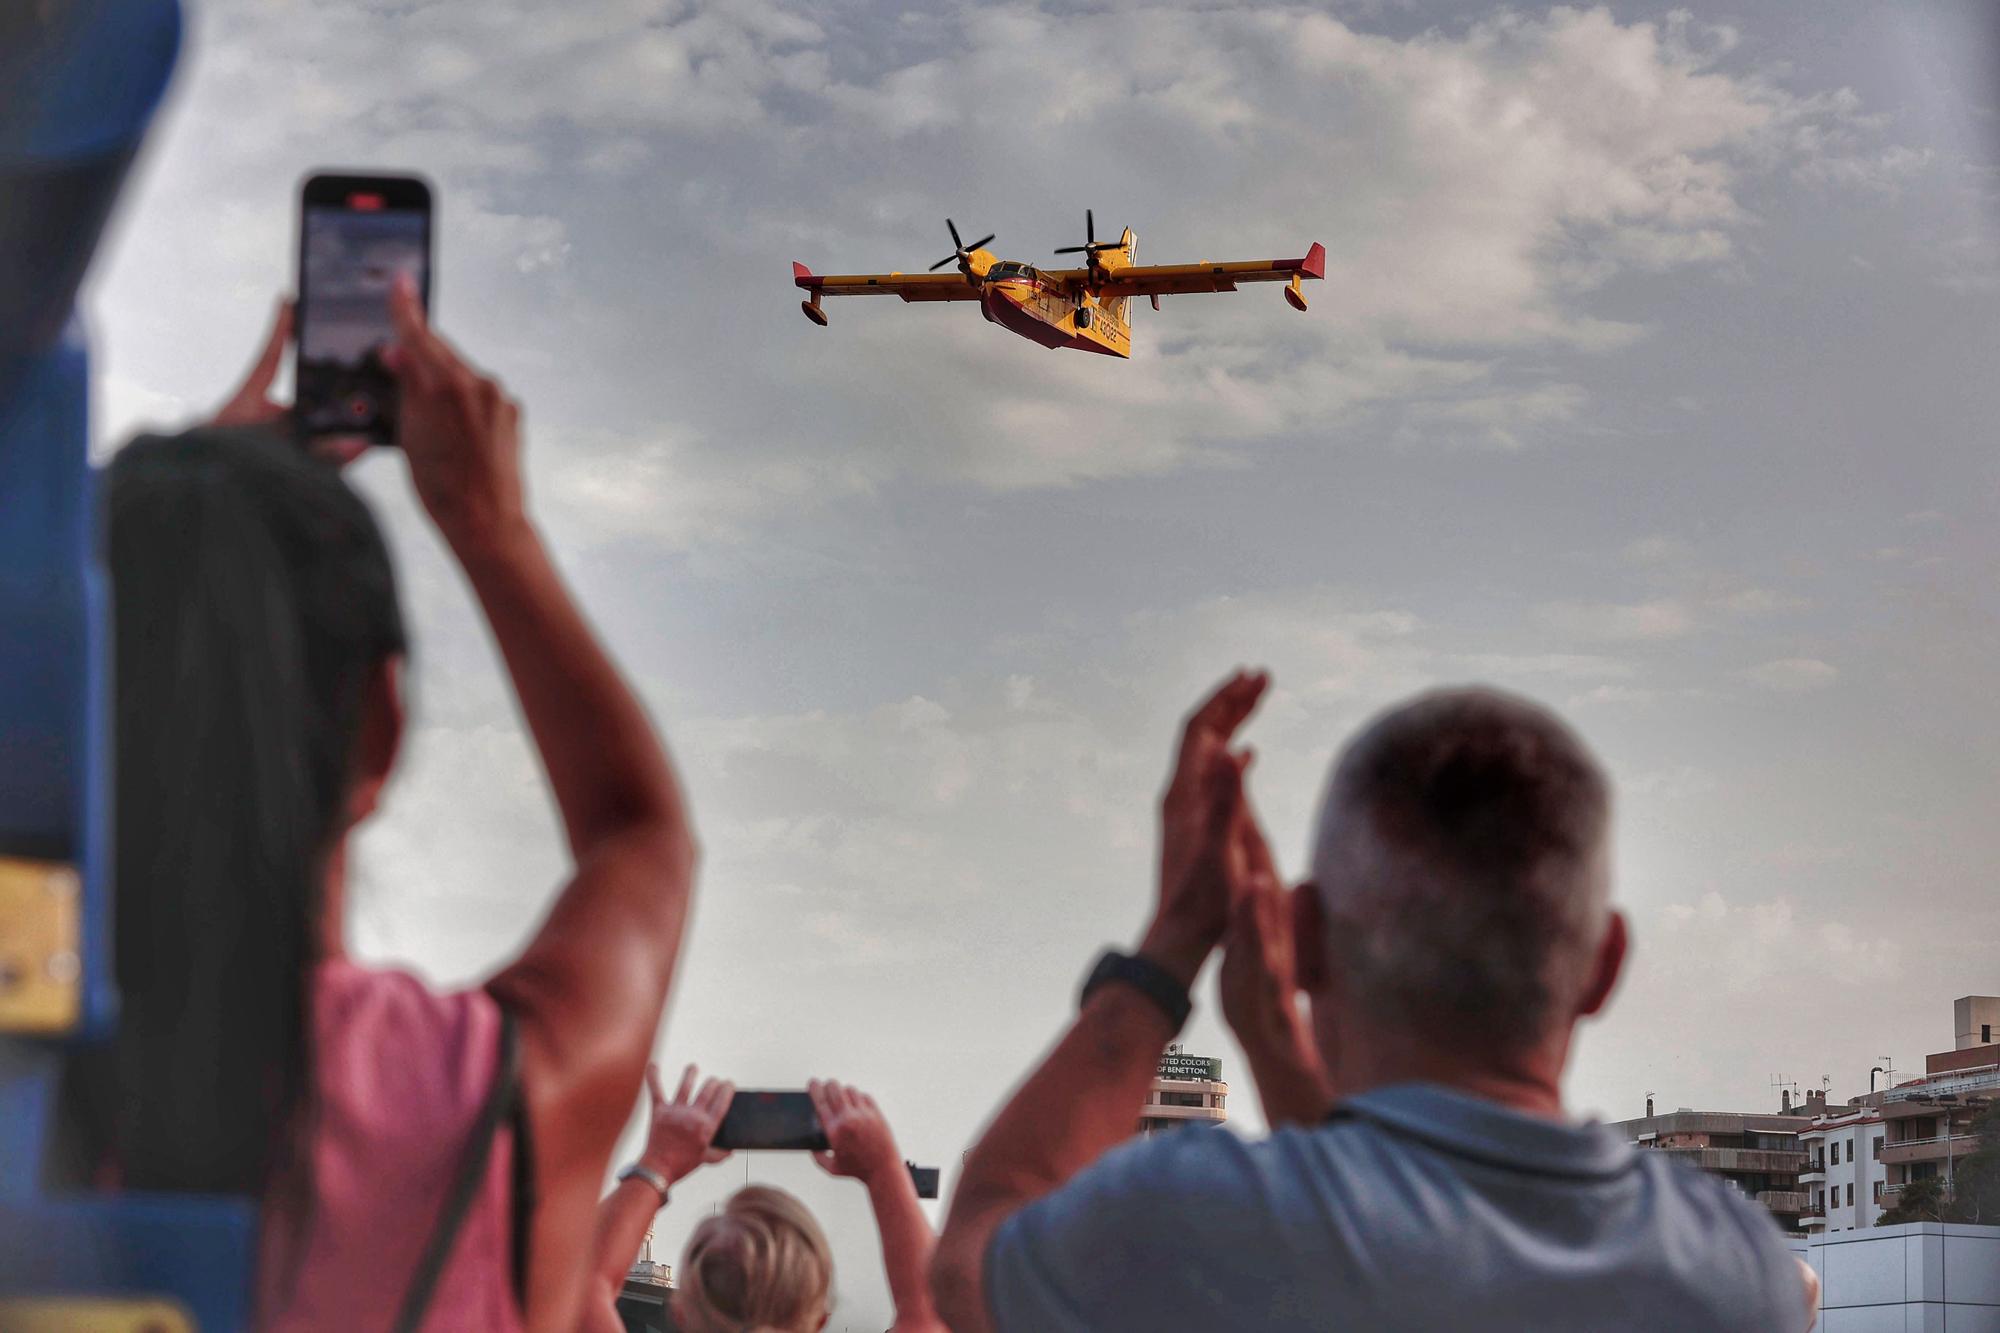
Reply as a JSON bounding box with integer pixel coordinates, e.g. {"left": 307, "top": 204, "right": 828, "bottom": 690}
{"left": 1, "top": 0, "right": 259, "bottom": 1324}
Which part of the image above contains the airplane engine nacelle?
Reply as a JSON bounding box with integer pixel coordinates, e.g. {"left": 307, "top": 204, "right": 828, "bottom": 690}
{"left": 801, "top": 297, "right": 828, "bottom": 326}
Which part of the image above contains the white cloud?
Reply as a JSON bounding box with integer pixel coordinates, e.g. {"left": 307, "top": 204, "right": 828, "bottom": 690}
{"left": 1537, "top": 597, "right": 1695, "bottom": 642}
{"left": 1395, "top": 381, "right": 1588, "bottom": 450}
{"left": 1652, "top": 890, "right": 1898, "bottom": 993}
{"left": 538, "top": 423, "right": 876, "bottom": 553}
{"left": 1744, "top": 657, "right": 1838, "bottom": 691}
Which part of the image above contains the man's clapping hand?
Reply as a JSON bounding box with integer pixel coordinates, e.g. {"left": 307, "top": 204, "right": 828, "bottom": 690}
{"left": 1139, "top": 670, "right": 1270, "bottom": 987}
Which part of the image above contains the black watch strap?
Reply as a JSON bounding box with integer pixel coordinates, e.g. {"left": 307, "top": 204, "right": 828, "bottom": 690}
{"left": 1081, "top": 949, "right": 1192, "bottom": 1033}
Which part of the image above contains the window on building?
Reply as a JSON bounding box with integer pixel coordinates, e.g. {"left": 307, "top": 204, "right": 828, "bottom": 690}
{"left": 1831, "top": 1142, "right": 1841, "bottom": 1165}
{"left": 1873, "top": 1135, "right": 1882, "bottom": 1160}
{"left": 1874, "top": 1182, "right": 1883, "bottom": 1203}
{"left": 1985, "top": 1023, "right": 1992, "bottom": 1044}
{"left": 1846, "top": 1184, "right": 1854, "bottom": 1206}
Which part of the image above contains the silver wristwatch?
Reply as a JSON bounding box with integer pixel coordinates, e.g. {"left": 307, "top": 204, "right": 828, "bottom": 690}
{"left": 618, "top": 1161, "right": 671, "bottom": 1205}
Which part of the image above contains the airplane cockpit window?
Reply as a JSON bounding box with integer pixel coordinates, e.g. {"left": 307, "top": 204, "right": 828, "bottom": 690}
{"left": 987, "top": 262, "right": 1038, "bottom": 282}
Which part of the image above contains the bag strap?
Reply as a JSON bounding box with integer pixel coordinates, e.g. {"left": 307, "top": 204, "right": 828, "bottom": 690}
{"left": 508, "top": 1048, "right": 537, "bottom": 1312}
{"left": 392, "top": 1006, "right": 521, "bottom": 1333}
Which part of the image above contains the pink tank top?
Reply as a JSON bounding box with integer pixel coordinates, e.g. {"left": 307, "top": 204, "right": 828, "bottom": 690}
{"left": 256, "top": 959, "right": 526, "bottom": 1332}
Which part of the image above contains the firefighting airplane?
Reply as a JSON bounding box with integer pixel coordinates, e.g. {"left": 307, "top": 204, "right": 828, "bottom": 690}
{"left": 793, "top": 212, "right": 1324, "bottom": 358}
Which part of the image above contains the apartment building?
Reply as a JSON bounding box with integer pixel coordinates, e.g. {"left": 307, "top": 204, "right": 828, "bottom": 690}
{"left": 1803, "top": 994, "right": 1996, "bottom": 1228}
{"left": 1873, "top": 995, "right": 1997, "bottom": 1217}
{"left": 1140, "top": 1044, "right": 1227, "bottom": 1136}
{"left": 1798, "top": 1108, "right": 1885, "bottom": 1232}
{"left": 1607, "top": 1104, "right": 1811, "bottom": 1233}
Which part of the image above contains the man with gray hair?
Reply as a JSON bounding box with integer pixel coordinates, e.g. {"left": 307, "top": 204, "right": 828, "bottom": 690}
{"left": 933, "top": 671, "right": 1816, "bottom": 1332}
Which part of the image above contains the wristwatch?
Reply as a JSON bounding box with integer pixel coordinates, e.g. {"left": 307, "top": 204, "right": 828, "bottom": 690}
{"left": 1081, "top": 949, "right": 1192, "bottom": 1033}
{"left": 618, "top": 1162, "right": 671, "bottom": 1206}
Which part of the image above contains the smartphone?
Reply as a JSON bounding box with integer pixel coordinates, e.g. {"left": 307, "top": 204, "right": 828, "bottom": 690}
{"left": 713, "top": 1091, "right": 829, "bottom": 1152}
{"left": 294, "top": 172, "right": 432, "bottom": 446}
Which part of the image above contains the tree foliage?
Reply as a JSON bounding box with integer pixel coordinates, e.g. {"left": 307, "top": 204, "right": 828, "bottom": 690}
{"left": 1877, "top": 1175, "right": 1949, "bottom": 1225}
{"left": 1951, "top": 1101, "right": 2000, "bottom": 1225}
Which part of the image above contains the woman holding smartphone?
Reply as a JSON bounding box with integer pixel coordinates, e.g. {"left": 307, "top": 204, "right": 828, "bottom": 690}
{"left": 576, "top": 1067, "right": 948, "bottom": 1333}
{"left": 57, "top": 279, "right": 696, "bottom": 1331}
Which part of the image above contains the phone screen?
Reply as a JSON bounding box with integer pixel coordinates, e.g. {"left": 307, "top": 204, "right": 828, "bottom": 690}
{"left": 296, "top": 175, "right": 431, "bottom": 444}
{"left": 713, "top": 1091, "right": 829, "bottom": 1152}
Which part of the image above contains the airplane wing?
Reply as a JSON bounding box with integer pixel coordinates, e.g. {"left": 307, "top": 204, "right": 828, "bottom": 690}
{"left": 1062, "top": 242, "right": 1324, "bottom": 299}
{"left": 793, "top": 262, "right": 982, "bottom": 302}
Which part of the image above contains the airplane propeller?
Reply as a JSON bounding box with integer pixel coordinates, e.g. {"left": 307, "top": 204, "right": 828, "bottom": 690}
{"left": 1053, "top": 208, "right": 1122, "bottom": 270}
{"left": 930, "top": 218, "right": 996, "bottom": 274}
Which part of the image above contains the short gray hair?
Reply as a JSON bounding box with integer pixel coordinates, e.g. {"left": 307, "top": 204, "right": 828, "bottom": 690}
{"left": 1308, "top": 687, "right": 1611, "bottom": 1049}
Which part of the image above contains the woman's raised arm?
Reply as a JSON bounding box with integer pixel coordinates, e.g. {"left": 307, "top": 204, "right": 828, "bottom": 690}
{"left": 386, "top": 277, "right": 699, "bottom": 1330}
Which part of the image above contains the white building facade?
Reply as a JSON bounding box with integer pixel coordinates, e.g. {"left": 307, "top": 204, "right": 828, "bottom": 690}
{"left": 1800, "top": 1109, "right": 1889, "bottom": 1233}
{"left": 1791, "top": 1223, "right": 2000, "bottom": 1333}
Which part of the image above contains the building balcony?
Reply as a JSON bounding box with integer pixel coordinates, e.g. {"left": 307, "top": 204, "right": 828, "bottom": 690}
{"left": 1880, "top": 1134, "right": 1980, "bottom": 1167}
{"left": 1882, "top": 1077, "right": 1999, "bottom": 1107}
{"left": 1655, "top": 1146, "right": 1807, "bottom": 1174}
{"left": 1798, "top": 1167, "right": 1825, "bottom": 1184}
{"left": 1756, "top": 1190, "right": 1808, "bottom": 1214}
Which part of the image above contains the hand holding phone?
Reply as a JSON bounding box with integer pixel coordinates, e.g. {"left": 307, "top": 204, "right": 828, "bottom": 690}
{"left": 210, "top": 300, "right": 293, "bottom": 430}
{"left": 809, "top": 1079, "right": 903, "bottom": 1186}
{"left": 382, "top": 275, "right": 526, "bottom": 551}
{"left": 640, "top": 1062, "right": 735, "bottom": 1186}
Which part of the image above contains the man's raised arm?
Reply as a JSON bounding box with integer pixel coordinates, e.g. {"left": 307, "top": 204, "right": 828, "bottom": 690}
{"left": 930, "top": 672, "right": 1267, "bottom": 1333}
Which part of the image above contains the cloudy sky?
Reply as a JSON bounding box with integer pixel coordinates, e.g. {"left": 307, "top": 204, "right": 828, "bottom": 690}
{"left": 91, "top": 0, "right": 2000, "bottom": 1324}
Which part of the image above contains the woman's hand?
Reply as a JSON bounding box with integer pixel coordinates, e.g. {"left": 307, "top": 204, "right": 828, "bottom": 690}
{"left": 210, "top": 299, "right": 292, "bottom": 429}
{"left": 384, "top": 273, "right": 527, "bottom": 552}
{"left": 810, "top": 1079, "right": 902, "bottom": 1187}
{"left": 209, "top": 298, "right": 367, "bottom": 465}
{"left": 637, "top": 1063, "right": 733, "bottom": 1186}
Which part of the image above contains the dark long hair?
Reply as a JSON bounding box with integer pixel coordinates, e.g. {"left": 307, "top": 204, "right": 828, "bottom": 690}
{"left": 57, "top": 426, "right": 405, "bottom": 1203}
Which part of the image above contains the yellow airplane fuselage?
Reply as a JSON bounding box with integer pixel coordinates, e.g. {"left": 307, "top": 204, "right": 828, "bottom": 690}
{"left": 978, "top": 264, "right": 1132, "bottom": 358}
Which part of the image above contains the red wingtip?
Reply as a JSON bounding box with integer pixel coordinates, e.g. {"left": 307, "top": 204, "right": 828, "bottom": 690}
{"left": 1300, "top": 242, "right": 1325, "bottom": 280}
{"left": 793, "top": 261, "right": 816, "bottom": 286}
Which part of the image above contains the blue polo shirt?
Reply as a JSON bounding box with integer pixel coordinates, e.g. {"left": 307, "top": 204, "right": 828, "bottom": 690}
{"left": 987, "top": 1084, "right": 1805, "bottom": 1332}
